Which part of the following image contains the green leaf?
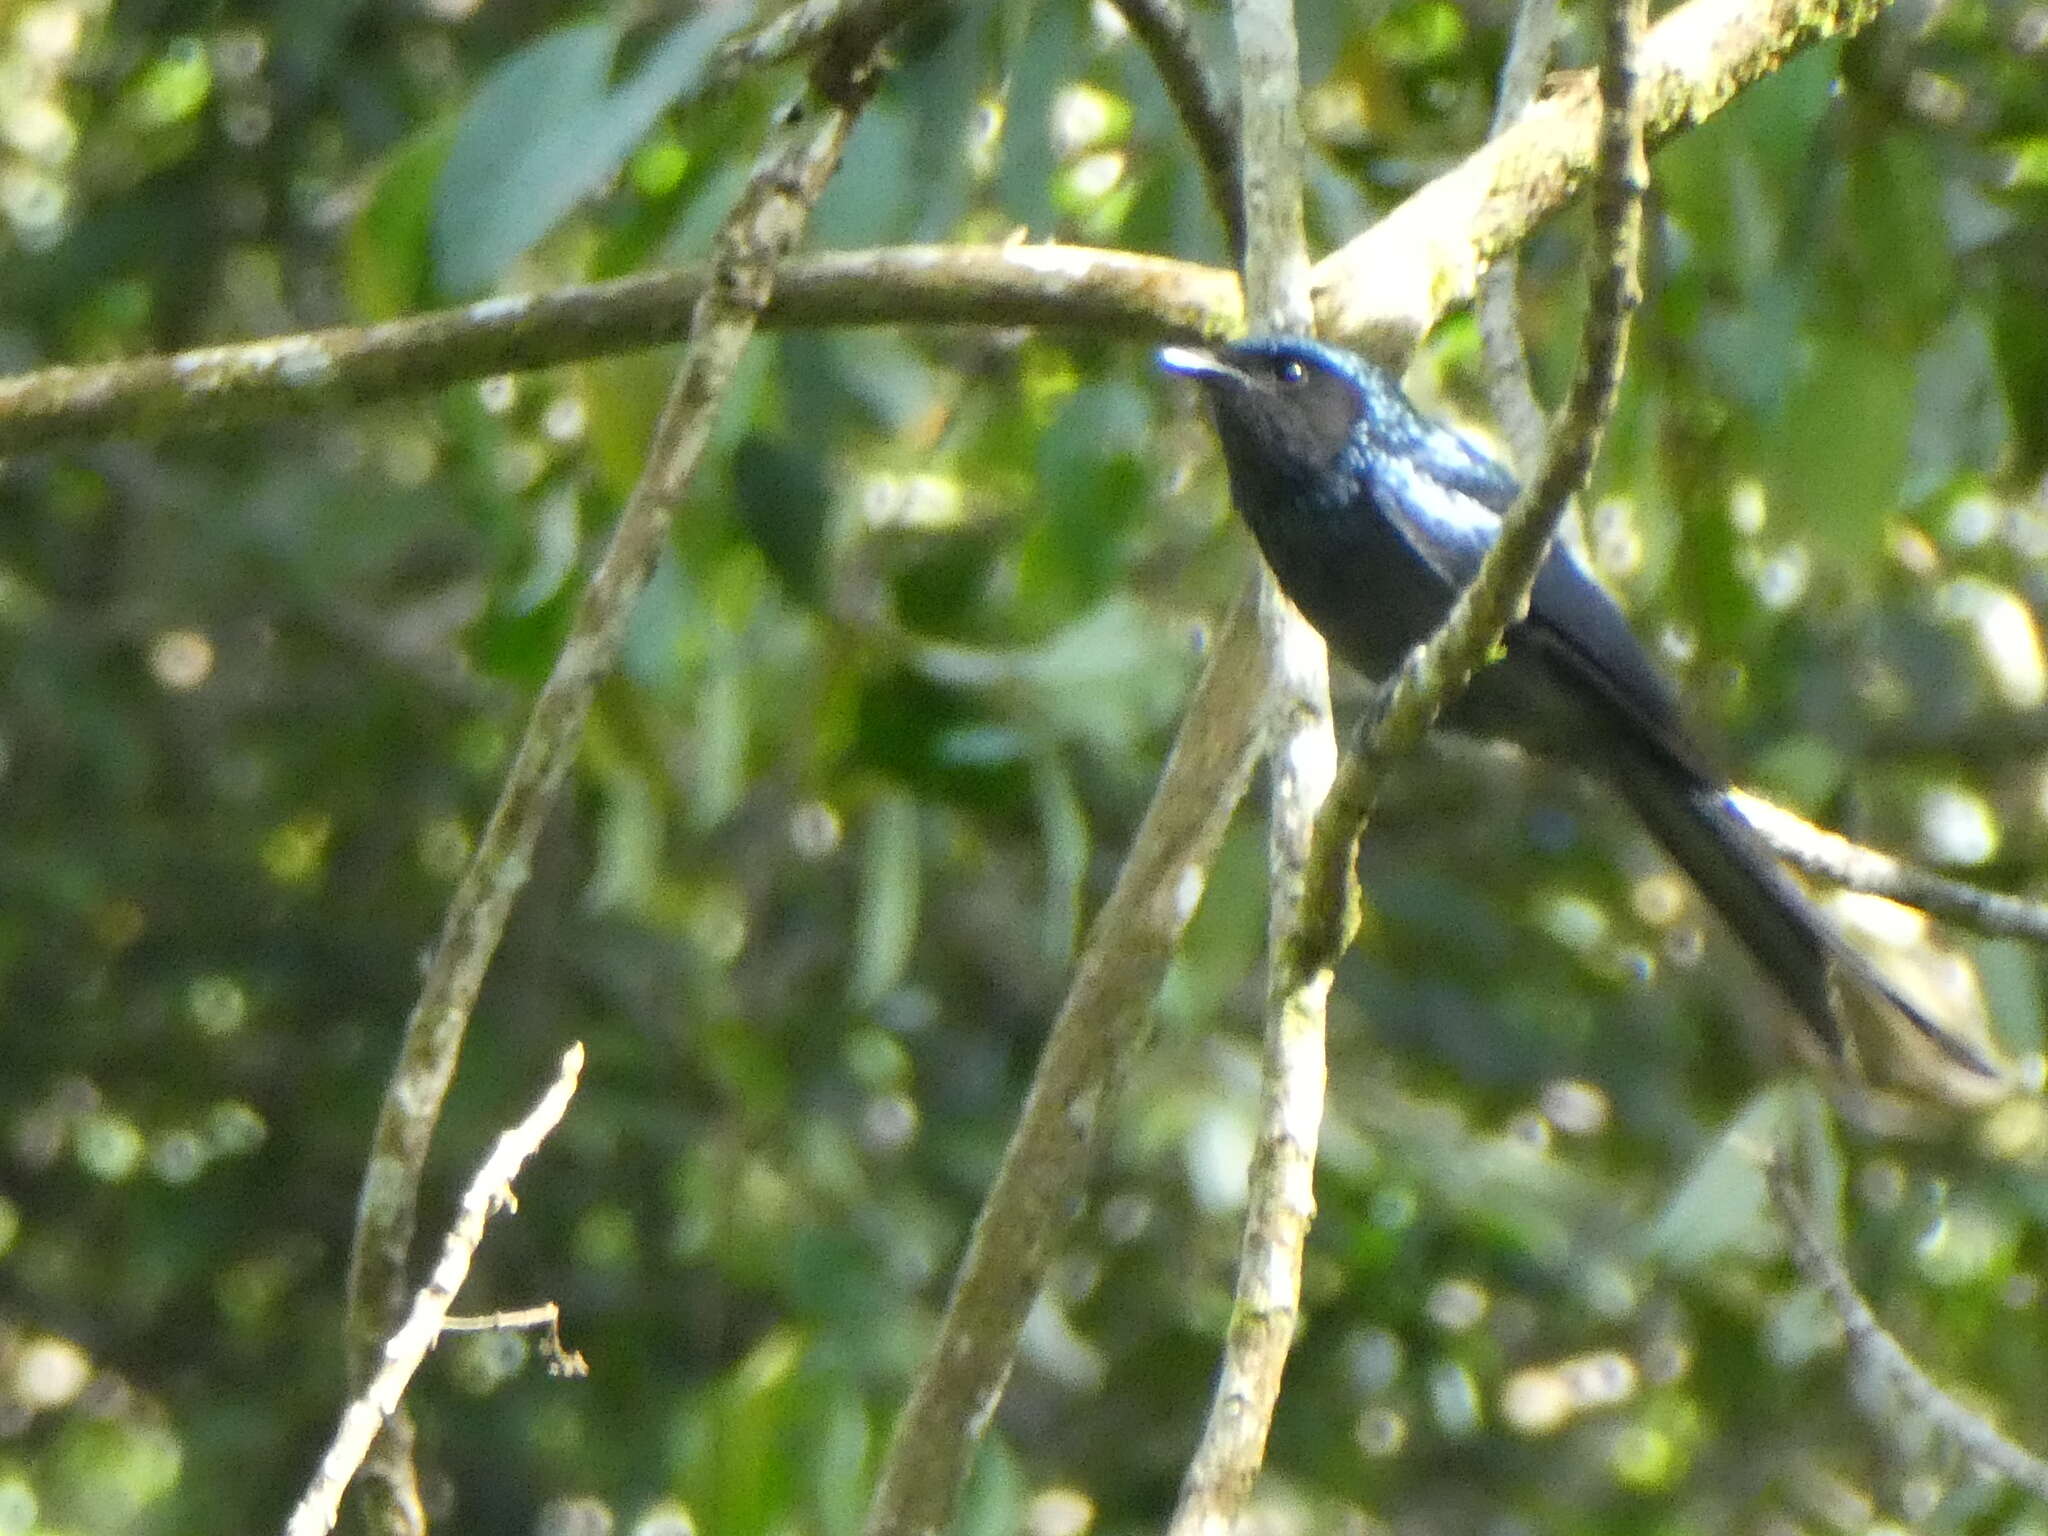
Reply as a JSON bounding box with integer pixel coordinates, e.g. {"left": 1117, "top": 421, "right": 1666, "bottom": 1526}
{"left": 691, "top": 635, "right": 749, "bottom": 831}
{"left": 850, "top": 793, "right": 922, "bottom": 1006}
{"left": 432, "top": 11, "right": 738, "bottom": 295}
{"left": 812, "top": 103, "right": 916, "bottom": 248}
{"left": 1695, "top": 275, "right": 1806, "bottom": 418}
{"left": 1016, "top": 599, "right": 1193, "bottom": 754}
{"left": 1973, "top": 938, "right": 2045, "bottom": 1056}
{"left": 853, "top": 668, "right": 1031, "bottom": 808}
{"left": 993, "top": 0, "right": 1084, "bottom": 234}
{"left": 898, "top": 10, "right": 985, "bottom": 242}
{"left": 1992, "top": 277, "right": 2048, "bottom": 477}
{"left": 1028, "top": 749, "right": 1089, "bottom": 967}
{"left": 1377, "top": 0, "right": 1466, "bottom": 65}
{"left": 585, "top": 757, "right": 662, "bottom": 913}
{"left": 581, "top": 349, "right": 683, "bottom": 498}
{"left": 1731, "top": 43, "right": 1841, "bottom": 194}
{"left": 1748, "top": 733, "right": 1847, "bottom": 810}
{"left": 955, "top": 1437, "right": 1028, "bottom": 1536}
{"left": 1762, "top": 331, "right": 1914, "bottom": 557}
{"left": 1904, "top": 309, "right": 2011, "bottom": 502}
{"left": 344, "top": 118, "right": 459, "bottom": 319}
{"left": 1844, "top": 135, "right": 1956, "bottom": 345}
{"left": 711, "top": 1329, "right": 806, "bottom": 1536}
{"left": 732, "top": 434, "right": 833, "bottom": 604}
{"left": 1646, "top": 1082, "right": 1840, "bottom": 1270}
{"left": 1653, "top": 47, "right": 1835, "bottom": 292}
{"left": 1017, "top": 381, "right": 1152, "bottom": 621}
{"left": 810, "top": 1384, "right": 872, "bottom": 1536}
{"left": 273, "top": 0, "right": 369, "bottom": 90}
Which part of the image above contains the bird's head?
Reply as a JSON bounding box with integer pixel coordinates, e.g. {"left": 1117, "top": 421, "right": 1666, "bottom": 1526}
{"left": 1159, "top": 336, "right": 1380, "bottom": 496}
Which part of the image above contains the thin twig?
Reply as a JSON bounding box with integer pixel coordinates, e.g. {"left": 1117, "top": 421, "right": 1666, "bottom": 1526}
{"left": 338, "top": 42, "right": 892, "bottom": 1535}
{"left": 1167, "top": 0, "right": 1331, "bottom": 1522}
{"left": 0, "top": 0, "right": 1894, "bottom": 454}
{"left": 439, "top": 1302, "right": 589, "bottom": 1377}
{"left": 1475, "top": 0, "right": 1562, "bottom": 476}
{"left": 438, "top": 1303, "right": 560, "bottom": 1331}
{"left": 861, "top": 583, "right": 1272, "bottom": 1536}
{"left": 1729, "top": 791, "right": 2048, "bottom": 946}
{"left": 1108, "top": 0, "right": 1244, "bottom": 254}
{"left": 286, "top": 1043, "right": 587, "bottom": 1536}
{"left": 1763, "top": 1153, "right": 2048, "bottom": 1502}
{"left": 1288, "top": 0, "right": 1650, "bottom": 1051}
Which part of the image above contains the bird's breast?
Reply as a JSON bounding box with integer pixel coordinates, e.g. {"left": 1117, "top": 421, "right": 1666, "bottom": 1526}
{"left": 1238, "top": 478, "right": 1463, "bottom": 683}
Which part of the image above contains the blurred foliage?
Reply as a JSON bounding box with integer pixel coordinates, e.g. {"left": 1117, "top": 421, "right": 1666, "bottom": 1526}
{"left": 1, "top": 0, "right": 2047, "bottom": 1531}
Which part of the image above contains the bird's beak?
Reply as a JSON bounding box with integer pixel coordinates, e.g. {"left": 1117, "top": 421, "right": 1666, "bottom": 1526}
{"left": 1158, "top": 345, "right": 1247, "bottom": 388}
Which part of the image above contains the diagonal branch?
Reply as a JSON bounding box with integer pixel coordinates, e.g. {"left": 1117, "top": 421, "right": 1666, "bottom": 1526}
{"left": 1288, "top": 0, "right": 1651, "bottom": 1055}
{"left": 1764, "top": 1153, "right": 2048, "bottom": 1501}
{"left": 1168, "top": 0, "right": 1332, "bottom": 1524}
{"left": 1730, "top": 791, "right": 2048, "bottom": 946}
{"left": 861, "top": 584, "right": 1273, "bottom": 1536}
{"left": 337, "top": 37, "right": 893, "bottom": 1536}
{"left": 1313, "top": 0, "right": 1893, "bottom": 356}
{"left": 287, "top": 1044, "right": 586, "bottom": 1536}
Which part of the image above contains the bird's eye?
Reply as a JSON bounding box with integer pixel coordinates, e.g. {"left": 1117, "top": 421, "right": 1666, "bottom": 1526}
{"left": 1277, "top": 359, "right": 1307, "bottom": 385}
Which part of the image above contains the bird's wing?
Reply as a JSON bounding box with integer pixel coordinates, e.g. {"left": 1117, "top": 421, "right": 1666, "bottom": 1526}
{"left": 1522, "top": 551, "right": 1714, "bottom": 784}
{"left": 1418, "top": 423, "right": 1523, "bottom": 510}
{"left": 1362, "top": 449, "right": 1503, "bottom": 586}
{"left": 1361, "top": 442, "right": 1712, "bottom": 783}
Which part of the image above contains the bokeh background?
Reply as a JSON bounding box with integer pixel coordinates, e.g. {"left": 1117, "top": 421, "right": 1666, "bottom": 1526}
{"left": 3, "top": 0, "right": 2048, "bottom": 1530}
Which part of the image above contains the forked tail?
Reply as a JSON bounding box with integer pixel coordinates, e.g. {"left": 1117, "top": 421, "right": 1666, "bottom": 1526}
{"left": 1597, "top": 736, "right": 2007, "bottom": 1096}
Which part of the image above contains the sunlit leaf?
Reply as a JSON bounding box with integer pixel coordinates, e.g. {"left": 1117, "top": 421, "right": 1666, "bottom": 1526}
{"left": 344, "top": 119, "right": 458, "bottom": 320}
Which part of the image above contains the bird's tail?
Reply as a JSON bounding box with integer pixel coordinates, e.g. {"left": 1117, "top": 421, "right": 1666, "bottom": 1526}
{"left": 1595, "top": 738, "right": 2013, "bottom": 1106}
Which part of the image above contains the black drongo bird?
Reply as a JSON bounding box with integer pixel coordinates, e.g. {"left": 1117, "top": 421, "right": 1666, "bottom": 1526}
{"left": 1161, "top": 334, "right": 2006, "bottom": 1096}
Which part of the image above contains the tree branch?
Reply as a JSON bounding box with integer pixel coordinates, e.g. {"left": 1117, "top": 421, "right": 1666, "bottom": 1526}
{"left": 1313, "top": 0, "right": 1893, "bottom": 357}
{"left": 288, "top": 1043, "right": 586, "bottom": 1536}
{"left": 1167, "top": 0, "right": 1333, "bottom": 1524}
{"left": 338, "top": 42, "right": 890, "bottom": 1534}
{"left": 0, "top": 248, "right": 1241, "bottom": 453}
{"left": 707, "top": 0, "right": 932, "bottom": 81}
{"left": 861, "top": 583, "right": 1272, "bottom": 1536}
{"left": 0, "top": 0, "right": 1898, "bottom": 455}
{"left": 1729, "top": 791, "right": 2048, "bottom": 946}
{"left": 1763, "top": 1152, "right": 2048, "bottom": 1502}
{"left": 1107, "top": 0, "right": 1243, "bottom": 255}
{"left": 1288, "top": 0, "right": 1650, "bottom": 1053}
